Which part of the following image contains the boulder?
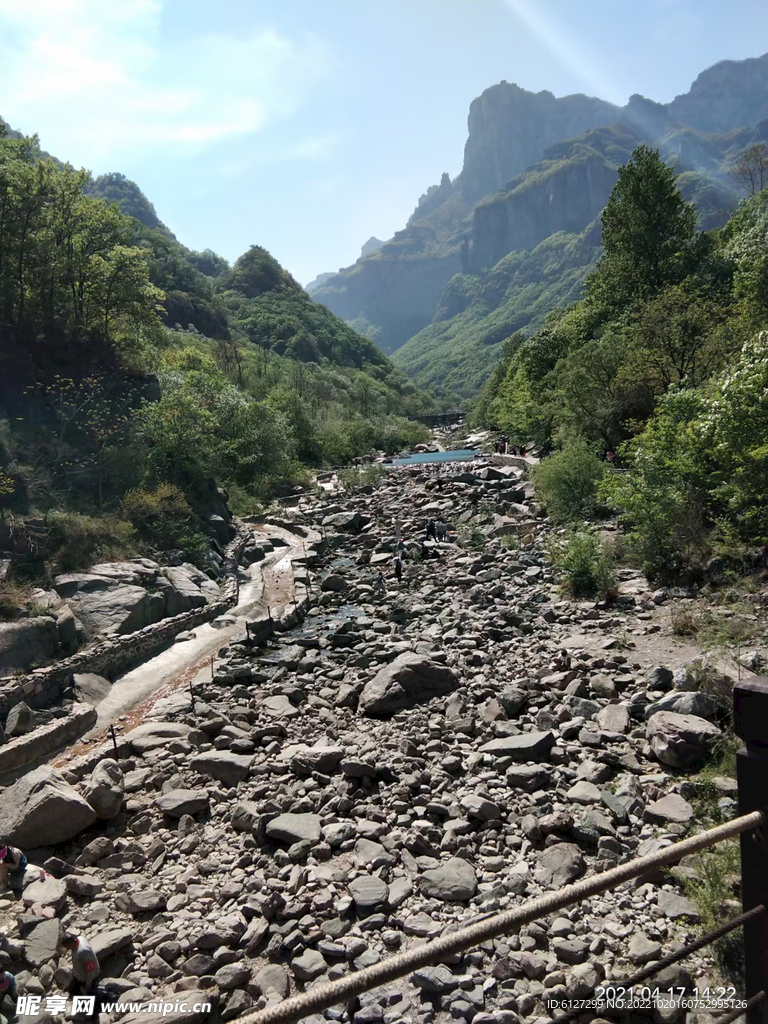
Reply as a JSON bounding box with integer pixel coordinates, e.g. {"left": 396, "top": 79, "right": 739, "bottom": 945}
{"left": 533, "top": 844, "right": 585, "bottom": 887}
{"left": 155, "top": 789, "right": 209, "bottom": 818}
{"left": 320, "top": 574, "right": 348, "bottom": 593}
{"left": 24, "top": 919, "right": 63, "bottom": 966}
{"left": 644, "top": 794, "right": 694, "bottom": 824}
{"left": 0, "top": 766, "right": 97, "bottom": 845}
{"left": 646, "top": 712, "right": 721, "bottom": 769}
{"left": 358, "top": 653, "right": 459, "bottom": 716}
{"left": 5, "top": 701, "right": 36, "bottom": 737}
{"left": 161, "top": 566, "right": 208, "bottom": 614}
{"left": 84, "top": 759, "right": 125, "bottom": 819}
{"left": 419, "top": 858, "right": 478, "bottom": 902}
{"left": 125, "top": 722, "right": 194, "bottom": 753}
{"left": 645, "top": 692, "right": 719, "bottom": 722}
{"left": 266, "top": 813, "right": 322, "bottom": 845}
{"left": 73, "top": 673, "right": 111, "bottom": 706}
{"left": 349, "top": 874, "right": 389, "bottom": 910}
{"left": 479, "top": 731, "right": 555, "bottom": 760}
{"left": 0, "top": 617, "right": 58, "bottom": 673}
{"left": 62, "top": 582, "right": 155, "bottom": 636}
{"left": 190, "top": 751, "right": 253, "bottom": 786}
{"left": 23, "top": 875, "right": 67, "bottom": 912}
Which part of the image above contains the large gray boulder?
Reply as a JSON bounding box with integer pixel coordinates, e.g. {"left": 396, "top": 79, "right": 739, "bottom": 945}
{"left": 0, "top": 766, "right": 97, "bottom": 845}
{"left": 160, "top": 566, "right": 208, "bottom": 615}
{"left": 125, "top": 722, "right": 194, "bottom": 753}
{"left": 190, "top": 751, "right": 253, "bottom": 786}
{"left": 479, "top": 731, "right": 555, "bottom": 760}
{"left": 419, "top": 858, "right": 478, "bottom": 902}
{"left": 266, "top": 813, "right": 322, "bottom": 844}
{"left": 5, "top": 701, "right": 36, "bottom": 737}
{"left": 359, "top": 653, "right": 459, "bottom": 716}
{"left": 155, "top": 789, "right": 209, "bottom": 818}
{"left": 0, "top": 617, "right": 58, "bottom": 673}
{"left": 646, "top": 711, "right": 721, "bottom": 768}
{"left": 60, "top": 581, "right": 155, "bottom": 636}
{"left": 645, "top": 692, "right": 719, "bottom": 722}
{"left": 84, "top": 759, "right": 125, "bottom": 818}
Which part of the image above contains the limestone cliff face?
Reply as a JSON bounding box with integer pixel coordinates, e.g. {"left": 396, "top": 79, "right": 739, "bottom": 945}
{"left": 470, "top": 153, "right": 618, "bottom": 271}
{"left": 665, "top": 53, "right": 768, "bottom": 134}
{"left": 460, "top": 83, "right": 619, "bottom": 203}
{"left": 313, "top": 247, "right": 462, "bottom": 354}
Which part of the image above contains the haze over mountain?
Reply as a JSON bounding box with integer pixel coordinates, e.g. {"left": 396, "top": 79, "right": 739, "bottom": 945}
{"left": 311, "top": 52, "right": 768, "bottom": 397}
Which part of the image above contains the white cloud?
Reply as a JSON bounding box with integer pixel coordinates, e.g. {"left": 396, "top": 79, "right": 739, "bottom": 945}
{"left": 0, "top": 0, "right": 331, "bottom": 165}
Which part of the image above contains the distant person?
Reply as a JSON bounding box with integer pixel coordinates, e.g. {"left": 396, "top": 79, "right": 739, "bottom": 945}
{"left": 392, "top": 555, "right": 403, "bottom": 582}
{"left": 605, "top": 450, "right": 615, "bottom": 464}
{"left": 435, "top": 518, "right": 447, "bottom": 542}
{"left": 0, "top": 846, "right": 27, "bottom": 890}
{"left": 373, "top": 571, "right": 386, "bottom": 597}
{"left": 425, "top": 519, "right": 437, "bottom": 541}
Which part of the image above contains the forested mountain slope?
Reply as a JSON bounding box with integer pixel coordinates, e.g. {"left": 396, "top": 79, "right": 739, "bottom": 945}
{"left": 0, "top": 124, "right": 429, "bottom": 561}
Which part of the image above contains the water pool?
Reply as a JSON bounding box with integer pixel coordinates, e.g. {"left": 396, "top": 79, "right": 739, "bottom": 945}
{"left": 390, "top": 449, "right": 479, "bottom": 466}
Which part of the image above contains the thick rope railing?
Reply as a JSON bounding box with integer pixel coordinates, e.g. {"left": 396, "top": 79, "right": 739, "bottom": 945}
{"left": 243, "top": 810, "right": 765, "bottom": 1024}
{"left": 715, "top": 990, "right": 766, "bottom": 1024}
{"left": 551, "top": 904, "right": 766, "bottom": 1023}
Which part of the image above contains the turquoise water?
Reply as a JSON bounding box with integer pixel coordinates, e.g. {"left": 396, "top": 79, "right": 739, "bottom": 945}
{"left": 390, "top": 449, "right": 478, "bottom": 466}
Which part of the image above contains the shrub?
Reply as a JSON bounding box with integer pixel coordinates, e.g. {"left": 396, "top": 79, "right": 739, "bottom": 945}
{"left": 548, "top": 530, "right": 616, "bottom": 598}
{"left": 121, "top": 483, "right": 200, "bottom": 551}
{"left": 532, "top": 440, "right": 606, "bottom": 523}
{"left": 47, "top": 512, "right": 137, "bottom": 572}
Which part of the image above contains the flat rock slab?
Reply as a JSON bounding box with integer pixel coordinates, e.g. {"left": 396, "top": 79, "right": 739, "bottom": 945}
{"left": 657, "top": 889, "right": 701, "bottom": 920}
{"left": 155, "top": 789, "right": 209, "bottom": 818}
{"left": 190, "top": 751, "right": 253, "bottom": 786}
{"left": 358, "top": 652, "right": 459, "bottom": 716}
{"left": 419, "top": 857, "right": 478, "bottom": 902}
{"left": 266, "top": 813, "right": 322, "bottom": 844}
{"left": 479, "top": 731, "right": 555, "bottom": 760}
{"left": 126, "top": 723, "right": 193, "bottom": 754}
{"left": 91, "top": 927, "right": 134, "bottom": 960}
{"left": 24, "top": 918, "right": 62, "bottom": 966}
{"left": 644, "top": 793, "right": 694, "bottom": 824}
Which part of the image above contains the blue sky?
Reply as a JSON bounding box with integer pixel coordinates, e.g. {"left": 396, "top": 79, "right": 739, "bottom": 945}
{"left": 1, "top": 0, "right": 766, "bottom": 285}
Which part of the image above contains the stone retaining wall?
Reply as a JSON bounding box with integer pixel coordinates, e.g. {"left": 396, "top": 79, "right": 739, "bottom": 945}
{"left": 0, "top": 525, "right": 250, "bottom": 719}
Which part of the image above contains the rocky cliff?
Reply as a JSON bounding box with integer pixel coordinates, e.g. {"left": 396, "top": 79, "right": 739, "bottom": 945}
{"left": 666, "top": 52, "right": 768, "bottom": 134}
{"left": 460, "top": 83, "right": 619, "bottom": 203}
{"left": 313, "top": 52, "right": 767, "bottom": 389}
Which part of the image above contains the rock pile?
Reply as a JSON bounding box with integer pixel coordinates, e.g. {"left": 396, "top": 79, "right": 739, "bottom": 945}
{"left": 0, "top": 461, "right": 740, "bottom": 1024}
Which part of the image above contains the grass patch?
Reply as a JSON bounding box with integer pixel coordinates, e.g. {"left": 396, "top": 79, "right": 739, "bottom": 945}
{"left": 684, "top": 839, "right": 744, "bottom": 983}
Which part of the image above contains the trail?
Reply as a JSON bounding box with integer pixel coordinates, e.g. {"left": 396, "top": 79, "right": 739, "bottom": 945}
{"left": 76, "top": 523, "right": 311, "bottom": 746}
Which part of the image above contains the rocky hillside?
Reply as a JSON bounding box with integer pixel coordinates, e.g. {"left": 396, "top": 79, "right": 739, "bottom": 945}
{"left": 311, "top": 53, "right": 768, "bottom": 394}
{"left": 0, "top": 455, "right": 759, "bottom": 1023}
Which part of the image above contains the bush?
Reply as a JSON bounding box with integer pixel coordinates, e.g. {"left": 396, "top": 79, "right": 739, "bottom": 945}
{"left": 532, "top": 441, "right": 606, "bottom": 523}
{"left": 47, "top": 513, "right": 137, "bottom": 572}
{"left": 121, "top": 483, "right": 201, "bottom": 551}
{"left": 548, "top": 530, "right": 616, "bottom": 597}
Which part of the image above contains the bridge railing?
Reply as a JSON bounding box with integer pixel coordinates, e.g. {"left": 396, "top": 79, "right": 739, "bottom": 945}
{"left": 242, "top": 677, "right": 768, "bottom": 1024}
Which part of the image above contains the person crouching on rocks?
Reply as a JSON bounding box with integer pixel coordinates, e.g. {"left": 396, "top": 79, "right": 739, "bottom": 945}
{"left": 62, "top": 932, "right": 100, "bottom": 996}
{"left": 0, "top": 846, "right": 27, "bottom": 891}
{"left": 0, "top": 959, "right": 17, "bottom": 1013}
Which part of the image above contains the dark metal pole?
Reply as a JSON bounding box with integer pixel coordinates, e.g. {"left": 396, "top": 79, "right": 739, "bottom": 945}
{"left": 734, "top": 676, "right": 768, "bottom": 1024}
{"left": 109, "top": 725, "right": 119, "bottom": 758}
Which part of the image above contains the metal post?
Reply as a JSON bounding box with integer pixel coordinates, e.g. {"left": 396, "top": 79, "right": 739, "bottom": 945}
{"left": 109, "top": 725, "right": 119, "bottom": 758}
{"left": 734, "top": 676, "right": 768, "bottom": 1024}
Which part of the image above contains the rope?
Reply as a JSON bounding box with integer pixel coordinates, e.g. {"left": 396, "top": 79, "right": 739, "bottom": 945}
{"left": 550, "top": 904, "right": 766, "bottom": 1023}
{"left": 714, "top": 989, "right": 766, "bottom": 1024}
{"left": 243, "top": 810, "right": 765, "bottom": 1024}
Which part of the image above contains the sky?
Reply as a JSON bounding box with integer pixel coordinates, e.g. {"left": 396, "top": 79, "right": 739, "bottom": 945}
{"left": 1, "top": 0, "right": 766, "bottom": 286}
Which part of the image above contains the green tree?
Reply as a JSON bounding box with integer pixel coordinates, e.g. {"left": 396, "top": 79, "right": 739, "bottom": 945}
{"left": 587, "top": 145, "right": 698, "bottom": 312}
